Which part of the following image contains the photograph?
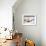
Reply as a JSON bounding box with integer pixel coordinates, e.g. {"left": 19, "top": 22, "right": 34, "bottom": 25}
{"left": 22, "top": 15, "right": 36, "bottom": 25}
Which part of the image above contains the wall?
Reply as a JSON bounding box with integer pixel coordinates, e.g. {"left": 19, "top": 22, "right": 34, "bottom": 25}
{"left": 13, "top": 0, "right": 41, "bottom": 46}
{"left": 0, "top": 0, "right": 16, "bottom": 30}
{"left": 41, "top": 0, "right": 46, "bottom": 46}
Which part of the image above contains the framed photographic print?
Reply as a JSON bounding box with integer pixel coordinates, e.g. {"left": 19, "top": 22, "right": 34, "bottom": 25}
{"left": 22, "top": 15, "right": 36, "bottom": 25}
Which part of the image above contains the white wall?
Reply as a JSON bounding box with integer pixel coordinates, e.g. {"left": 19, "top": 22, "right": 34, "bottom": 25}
{"left": 13, "top": 0, "right": 46, "bottom": 46}
{"left": 13, "top": 0, "right": 41, "bottom": 46}
{"left": 0, "top": 0, "right": 16, "bottom": 30}
{"left": 41, "top": 0, "right": 46, "bottom": 46}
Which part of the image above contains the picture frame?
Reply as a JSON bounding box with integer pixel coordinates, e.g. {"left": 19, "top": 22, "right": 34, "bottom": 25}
{"left": 22, "top": 14, "right": 36, "bottom": 25}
